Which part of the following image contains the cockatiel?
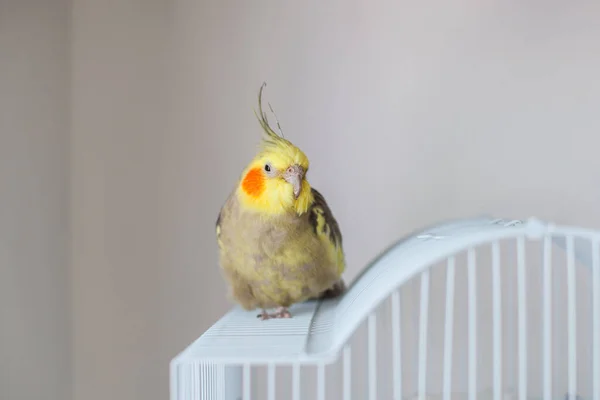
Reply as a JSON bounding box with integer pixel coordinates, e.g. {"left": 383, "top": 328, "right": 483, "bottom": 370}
{"left": 216, "top": 83, "right": 346, "bottom": 320}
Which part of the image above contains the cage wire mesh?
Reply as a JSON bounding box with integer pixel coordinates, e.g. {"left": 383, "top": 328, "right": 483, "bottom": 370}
{"left": 171, "top": 218, "right": 600, "bottom": 400}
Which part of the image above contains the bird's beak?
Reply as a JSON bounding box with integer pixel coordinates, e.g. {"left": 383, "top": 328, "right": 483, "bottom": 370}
{"left": 283, "top": 164, "right": 305, "bottom": 199}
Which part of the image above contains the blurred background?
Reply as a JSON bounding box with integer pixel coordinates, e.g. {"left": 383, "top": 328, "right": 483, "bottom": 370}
{"left": 2, "top": 1, "right": 600, "bottom": 399}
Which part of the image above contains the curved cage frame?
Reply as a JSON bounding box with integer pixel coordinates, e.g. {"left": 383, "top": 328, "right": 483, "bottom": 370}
{"left": 170, "top": 216, "right": 600, "bottom": 400}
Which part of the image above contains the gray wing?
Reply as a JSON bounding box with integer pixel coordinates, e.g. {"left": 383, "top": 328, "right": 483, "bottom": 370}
{"left": 307, "top": 187, "right": 346, "bottom": 299}
{"left": 308, "top": 187, "right": 343, "bottom": 248}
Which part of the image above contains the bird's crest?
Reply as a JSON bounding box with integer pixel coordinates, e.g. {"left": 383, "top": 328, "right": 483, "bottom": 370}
{"left": 254, "top": 82, "right": 299, "bottom": 158}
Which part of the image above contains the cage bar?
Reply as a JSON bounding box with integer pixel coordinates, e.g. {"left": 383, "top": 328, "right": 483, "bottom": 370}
{"left": 506, "top": 237, "right": 516, "bottom": 392}
{"left": 391, "top": 290, "right": 403, "bottom": 400}
{"left": 418, "top": 270, "right": 430, "bottom": 400}
{"left": 566, "top": 235, "right": 577, "bottom": 399}
{"left": 292, "top": 363, "right": 300, "bottom": 400}
{"left": 194, "top": 362, "right": 199, "bottom": 400}
{"left": 181, "top": 364, "right": 187, "bottom": 400}
{"left": 593, "top": 238, "right": 600, "bottom": 400}
{"left": 267, "top": 363, "right": 275, "bottom": 400}
{"left": 517, "top": 236, "right": 527, "bottom": 400}
{"left": 543, "top": 236, "right": 552, "bottom": 400}
{"left": 317, "top": 363, "right": 325, "bottom": 400}
{"left": 468, "top": 248, "right": 477, "bottom": 400}
{"left": 343, "top": 346, "right": 351, "bottom": 400}
{"left": 243, "top": 364, "right": 251, "bottom": 400}
{"left": 492, "top": 241, "right": 502, "bottom": 400}
{"left": 442, "top": 256, "right": 455, "bottom": 400}
{"left": 368, "top": 313, "right": 377, "bottom": 400}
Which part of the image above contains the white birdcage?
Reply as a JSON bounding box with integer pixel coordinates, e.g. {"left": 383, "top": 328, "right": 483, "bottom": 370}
{"left": 170, "top": 216, "right": 600, "bottom": 400}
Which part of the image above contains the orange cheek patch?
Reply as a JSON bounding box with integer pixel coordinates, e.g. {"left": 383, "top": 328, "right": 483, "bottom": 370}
{"left": 241, "top": 168, "right": 265, "bottom": 198}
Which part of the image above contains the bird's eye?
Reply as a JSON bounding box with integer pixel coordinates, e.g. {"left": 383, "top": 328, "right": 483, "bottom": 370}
{"left": 264, "top": 164, "right": 271, "bottom": 172}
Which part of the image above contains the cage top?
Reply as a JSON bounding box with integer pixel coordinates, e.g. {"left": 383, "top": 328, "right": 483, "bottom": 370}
{"left": 171, "top": 215, "right": 596, "bottom": 367}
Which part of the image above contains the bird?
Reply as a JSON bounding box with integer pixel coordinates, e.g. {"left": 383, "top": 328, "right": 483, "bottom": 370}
{"left": 215, "top": 83, "right": 346, "bottom": 320}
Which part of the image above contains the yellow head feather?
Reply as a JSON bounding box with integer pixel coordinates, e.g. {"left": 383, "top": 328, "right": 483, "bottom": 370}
{"left": 237, "top": 83, "right": 314, "bottom": 216}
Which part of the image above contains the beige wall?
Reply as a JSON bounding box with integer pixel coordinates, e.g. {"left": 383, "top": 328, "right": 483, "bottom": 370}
{"left": 4, "top": 1, "right": 600, "bottom": 399}
{"left": 78, "top": 1, "right": 600, "bottom": 398}
{"left": 0, "top": 1, "right": 70, "bottom": 400}
{"left": 70, "top": 1, "right": 170, "bottom": 399}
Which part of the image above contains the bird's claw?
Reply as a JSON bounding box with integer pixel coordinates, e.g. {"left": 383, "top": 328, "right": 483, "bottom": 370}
{"left": 275, "top": 307, "right": 292, "bottom": 318}
{"left": 256, "top": 307, "right": 292, "bottom": 320}
{"left": 256, "top": 310, "right": 271, "bottom": 320}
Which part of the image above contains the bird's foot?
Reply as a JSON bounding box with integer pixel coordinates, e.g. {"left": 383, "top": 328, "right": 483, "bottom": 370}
{"left": 272, "top": 307, "right": 291, "bottom": 318}
{"left": 256, "top": 310, "right": 271, "bottom": 320}
{"left": 256, "top": 307, "right": 292, "bottom": 320}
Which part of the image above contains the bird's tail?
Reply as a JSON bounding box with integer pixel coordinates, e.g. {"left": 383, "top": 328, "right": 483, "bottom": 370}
{"left": 313, "top": 279, "right": 346, "bottom": 300}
